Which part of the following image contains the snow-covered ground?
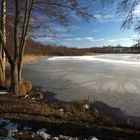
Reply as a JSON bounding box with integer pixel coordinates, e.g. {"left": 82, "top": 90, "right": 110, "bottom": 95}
{"left": 48, "top": 54, "right": 140, "bottom": 66}
{"left": 23, "top": 54, "right": 140, "bottom": 127}
{"left": 0, "top": 88, "right": 9, "bottom": 95}
{"left": 0, "top": 118, "right": 98, "bottom": 140}
{"left": 0, "top": 119, "right": 18, "bottom": 140}
{"left": 0, "top": 91, "right": 9, "bottom": 95}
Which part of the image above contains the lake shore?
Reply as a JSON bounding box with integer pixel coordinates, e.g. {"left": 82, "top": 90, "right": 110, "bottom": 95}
{"left": 23, "top": 54, "right": 140, "bottom": 129}
{"left": 0, "top": 94, "right": 140, "bottom": 140}
{"left": 22, "top": 53, "right": 99, "bottom": 65}
{"left": 2, "top": 54, "right": 140, "bottom": 139}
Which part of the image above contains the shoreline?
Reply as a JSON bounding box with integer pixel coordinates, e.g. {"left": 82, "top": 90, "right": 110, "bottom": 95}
{"left": 2, "top": 54, "right": 140, "bottom": 139}
{"left": 23, "top": 54, "right": 140, "bottom": 129}
{"left": 0, "top": 95, "right": 140, "bottom": 139}
{"left": 23, "top": 54, "right": 99, "bottom": 65}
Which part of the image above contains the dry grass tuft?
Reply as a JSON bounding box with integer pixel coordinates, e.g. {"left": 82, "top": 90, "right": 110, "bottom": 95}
{"left": 23, "top": 55, "right": 46, "bottom": 65}
{"left": 4, "top": 80, "right": 32, "bottom": 96}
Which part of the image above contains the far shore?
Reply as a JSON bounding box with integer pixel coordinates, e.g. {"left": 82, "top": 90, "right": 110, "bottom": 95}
{"left": 23, "top": 53, "right": 100, "bottom": 65}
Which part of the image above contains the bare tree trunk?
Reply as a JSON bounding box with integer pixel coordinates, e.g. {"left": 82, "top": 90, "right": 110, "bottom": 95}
{"left": 10, "top": 0, "right": 21, "bottom": 94}
{"left": 0, "top": 59, "right": 4, "bottom": 87}
{"left": 18, "top": 0, "right": 29, "bottom": 83}
{"left": 18, "top": 0, "right": 34, "bottom": 83}
{"left": 2, "top": 0, "right": 6, "bottom": 83}
{"left": 0, "top": 41, "right": 4, "bottom": 86}
{"left": 10, "top": 63, "right": 19, "bottom": 93}
{"left": 0, "top": 0, "right": 6, "bottom": 87}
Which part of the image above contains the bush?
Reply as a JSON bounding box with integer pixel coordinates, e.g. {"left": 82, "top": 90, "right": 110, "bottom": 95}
{"left": 64, "top": 100, "right": 90, "bottom": 114}
{"left": 22, "top": 80, "right": 32, "bottom": 94}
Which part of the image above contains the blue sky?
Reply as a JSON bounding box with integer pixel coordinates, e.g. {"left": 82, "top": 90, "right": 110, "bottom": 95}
{"left": 34, "top": 1, "right": 140, "bottom": 48}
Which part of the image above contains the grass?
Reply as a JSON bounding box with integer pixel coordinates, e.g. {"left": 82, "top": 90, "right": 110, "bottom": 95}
{"left": 0, "top": 95, "right": 140, "bottom": 139}
{"left": 23, "top": 55, "right": 45, "bottom": 65}
{"left": 4, "top": 80, "right": 32, "bottom": 96}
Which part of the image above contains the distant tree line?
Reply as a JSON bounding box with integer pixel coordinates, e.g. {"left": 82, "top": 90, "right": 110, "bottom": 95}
{"left": 89, "top": 46, "right": 140, "bottom": 54}
{"left": 6, "top": 29, "right": 140, "bottom": 56}
{"left": 24, "top": 40, "right": 91, "bottom": 56}
{"left": 6, "top": 33, "right": 90, "bottom": 56}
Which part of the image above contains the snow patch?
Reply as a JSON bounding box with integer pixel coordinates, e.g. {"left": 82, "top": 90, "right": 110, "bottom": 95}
{"left": 0, "top": 118, "right": 18, "bottom": 139}
{"left": 37, "top": 128, "right": 50, "bottom": 139}
{"left": 48, "top": 55, "right": 140, "bottom": 67}
{"left": 0, "top": 91, "right": 9, "bottom": 95}
{"left": 36, "top": 129, "right": 99, "bottom": 140}
{"left": 23, "top": 126, "right": 32, "bottom": 130}
{"left": 0, "top": 119, "right": 99, "bottom": 140}
{"left": 89, "top": 137, "right": 98, "bottom": 140}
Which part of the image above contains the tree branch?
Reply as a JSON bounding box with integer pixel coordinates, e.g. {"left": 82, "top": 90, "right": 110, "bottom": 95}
{"left": 0, "top": 30, "right": 13, "bottom": 64}
{"left": 34, "top": 1, "right": 92, "bottom": 19}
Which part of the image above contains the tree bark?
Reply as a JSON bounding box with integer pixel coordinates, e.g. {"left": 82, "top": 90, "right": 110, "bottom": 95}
{"left": 2, "top": 0, "right": 6, "bottom": 82}
{"left": 10, "top": 0, "right": 21, "bottom": 94}
{"left": 10, "top": 63, "right": 19, "bottom": 94}
{"left": 18, "top": 0, "right": 34, "bottom": 83}
{"left": 0, "top": 0, "right": 6, "bottom": 87}
{"left": 0, "top": 59, "right": 4, "bottom": 87}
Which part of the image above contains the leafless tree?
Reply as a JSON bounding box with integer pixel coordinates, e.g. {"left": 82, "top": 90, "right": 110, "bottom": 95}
{"left": 99, "top": 0, "right": 140, "bottom": 53}
{"left": 102, "top": 0, "right": 140, "bottom": 31}
{"left": 0, "top": 0, "right": 93, "bottom": 94}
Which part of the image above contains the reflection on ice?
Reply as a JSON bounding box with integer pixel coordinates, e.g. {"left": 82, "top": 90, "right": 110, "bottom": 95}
{"left": 48, "top": 54, "right": 140, "bottom": 66}
{"left": 23, "top": 54, "right": 140, "bottom": 119}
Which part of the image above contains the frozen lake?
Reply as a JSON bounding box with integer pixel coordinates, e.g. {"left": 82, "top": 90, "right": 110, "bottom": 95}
{"left": 23, "top": 54, "right": 140, "bottom": 126}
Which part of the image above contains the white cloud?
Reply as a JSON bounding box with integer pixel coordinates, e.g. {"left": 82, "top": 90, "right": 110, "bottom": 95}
{"left": 53, "top": 26, "right": 66, "bottom": 32}
{"left": 49, "top": 25, "right": 80, "bottom": 34}
{"left": 120, "top": 38, "right": 130, "bottom": 41}
{"left": 93, "top": 29, "right": 98, "bottom": 33}
{"left": 93, "top": 14, "right": 113, "bottom": 22}
{"left": 75, "top": 37, "right": 82, "bottom": 41}
{"left": 132, "top": 34, "right": 140, "bottom": 42}
{"left": 35, "top": 36, "right": 134, "bottom": 48}
{"left": 109, "top": 38, "right": 131, "bottom": 42}
{"left": 109, "top": 39, "right": 117, "bottom": 42}
{"left": 84, "top": 37, "right": 95, "bottom": 41}
{"left": 58, "top": 33, "right": 73, "bottom": 38}
{"left": 66, "top": 38, "right": 73, "bottom": 41}
{"left": 35, "top": 37, "right": 54, "bottom": 42}
{"left": 62, "top": 37, "right": 134, "bottom": 48}
{"left": 66, "top": 37, "right": 95, "bottom": 41}
{"left": 93, "top": 13, "right": 122, "bottom": 23}
{"left": 132, "top": 34, "right": 137, "bottom": 38}
{"left": 134, "top": 3, "right": 140, "bottom": 17}
{"left": 98, "top": 38, "right": 105, "bottom": 41}
{"left": 65, "top": 37, "right": 107, "bottom": 43}
{"left": 67, "top": 25, "right": 81, "bottom": 31}
{"left": 93, "top": 14, "right": 102, "bottom": 20}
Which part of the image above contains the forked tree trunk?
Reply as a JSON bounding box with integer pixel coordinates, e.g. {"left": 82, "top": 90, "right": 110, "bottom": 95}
{"left": 18, "top": 0, "right": 34, "bottom": 83}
